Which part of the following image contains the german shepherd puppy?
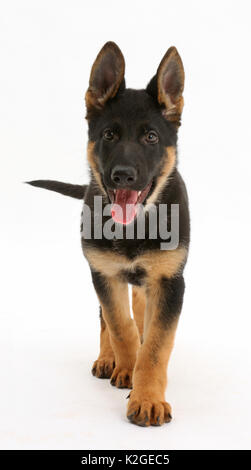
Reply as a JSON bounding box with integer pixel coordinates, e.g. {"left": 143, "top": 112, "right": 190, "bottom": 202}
{"left": 28, "top": 42, "right": 190, "bottom": 427}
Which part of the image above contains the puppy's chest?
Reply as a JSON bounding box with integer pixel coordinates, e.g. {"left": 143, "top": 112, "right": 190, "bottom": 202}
{"left": 84, "top": 245, "right": 187, "bottom": 285}
{"left": 85, "top": 249, "right": 147, "bottom": 285}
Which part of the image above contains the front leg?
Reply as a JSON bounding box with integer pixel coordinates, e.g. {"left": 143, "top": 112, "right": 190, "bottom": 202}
{"left": 91, "top": 271, "right": 141, "bottom": 388}
{"left": 92, "top": 307, "right": 115, "bottom": 379}
{"left": 127, "top": 275, "right": 185, "bottom": 426}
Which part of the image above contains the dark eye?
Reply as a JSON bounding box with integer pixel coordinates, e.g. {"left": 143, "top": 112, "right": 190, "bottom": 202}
{"left": 103, "top": 128, "right": 114, "bottom": 141}
{"left": 144, "top": 130, "right": 159, "bottom": 144}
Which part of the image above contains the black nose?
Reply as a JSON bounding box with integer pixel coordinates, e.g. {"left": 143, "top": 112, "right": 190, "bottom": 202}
{"left": 111, "top": 165, "right": 137, "bottom": 187}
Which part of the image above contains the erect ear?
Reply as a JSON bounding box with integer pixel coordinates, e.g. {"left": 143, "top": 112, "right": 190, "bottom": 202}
{"left": 146, "top": 47, "right": 184, "bottom": 127}
{"left": 85, "top": 41, "right": 125, "bottom": 118}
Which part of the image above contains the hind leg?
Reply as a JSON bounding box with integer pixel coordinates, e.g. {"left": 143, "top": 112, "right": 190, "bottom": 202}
{"left": 92, "top": 307, "right": 115, "bottom": 379}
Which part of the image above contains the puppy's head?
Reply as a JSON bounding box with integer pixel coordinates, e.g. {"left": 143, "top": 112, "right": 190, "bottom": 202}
{"left": 85, "top": 42, "right": 184, "bottom": 224}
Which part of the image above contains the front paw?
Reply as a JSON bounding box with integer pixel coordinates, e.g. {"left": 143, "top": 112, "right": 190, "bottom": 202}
{"left": 127, "top": 391, "right": 172, "bottom": 426}
{"left": 92, "top": 356, "right": 115, "bottom": 379}
{"left": 110, "top": 367, "right": 133, "bottom": 389}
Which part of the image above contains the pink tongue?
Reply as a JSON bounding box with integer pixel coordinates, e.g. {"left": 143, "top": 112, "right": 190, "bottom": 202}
{"left": 111, "top": 189, "right": 138, "bottom": 225}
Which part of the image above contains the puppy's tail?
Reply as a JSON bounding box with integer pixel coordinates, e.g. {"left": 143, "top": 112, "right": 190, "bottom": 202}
{"left": 26, "top": 180, "right": 87, "bottom": 199}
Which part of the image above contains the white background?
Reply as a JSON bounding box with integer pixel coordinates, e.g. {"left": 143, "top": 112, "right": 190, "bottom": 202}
{"left": 1, "top": 0, "right": 251, "bottom": 450}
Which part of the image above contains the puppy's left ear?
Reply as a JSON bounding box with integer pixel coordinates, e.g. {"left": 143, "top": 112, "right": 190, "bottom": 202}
{"left": 85, "top": 41, "right": 125, "bottom": 119}
{"left": 146, "top": 47, "right": 184, "bottom": 127}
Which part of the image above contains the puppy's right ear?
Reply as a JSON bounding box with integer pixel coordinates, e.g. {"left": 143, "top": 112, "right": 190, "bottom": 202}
{"left": 85, "top": 41, "right": 125, "bottom": 119}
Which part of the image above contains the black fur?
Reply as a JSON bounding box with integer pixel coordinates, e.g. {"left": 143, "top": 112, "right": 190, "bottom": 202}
{"left": 91, "top": 270, "right": 112, "bottom": 307}
{"left": 88, "top": 89, "right": 177, "bottom": 193}
{"left": 158, "top": 276, "right": 185, "bottom": 327}
{"left": 26, "top": 180, "right": 87, "bottom": 199}
{"left": 119, "top": 266, "right": 146, "bottom": 286}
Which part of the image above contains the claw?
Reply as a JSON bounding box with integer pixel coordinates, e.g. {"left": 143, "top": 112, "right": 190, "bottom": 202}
{"left": 138, "top": 411, "right": 150, "bottom": 427}
{"left": 127, "top": 411, "right": 138, "bottom": 422}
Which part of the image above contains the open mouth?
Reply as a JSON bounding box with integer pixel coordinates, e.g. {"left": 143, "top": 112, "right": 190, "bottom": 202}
{"left": 107, "top": 181, "right": 153, "bottom": 225}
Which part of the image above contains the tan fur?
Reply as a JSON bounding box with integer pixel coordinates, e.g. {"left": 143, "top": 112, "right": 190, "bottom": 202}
{"left": 127, "top": 317, "right": 179, "bottom": 426}
{"left": 85, "top": 245, "right": 187, "bottom": 281}
{"left": 157, "top": 46, "right": 184, "bottom": 128}
{"left": 132, "top": 286, "right": 146, "bottom": 341}
{"left": 145, "top": 146, "right": 176, "bottom": 206}
{"left": 87, "top": 242, "right": 186, "bottom": 402}
{"left": 96, "top": 278, "right": 140, "bottom": 388}
{"left": 87, "top": 141, "right": 106, "bottom": 194}
{"left": 92, "top": 315, "right": 115, "bottom": 379}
